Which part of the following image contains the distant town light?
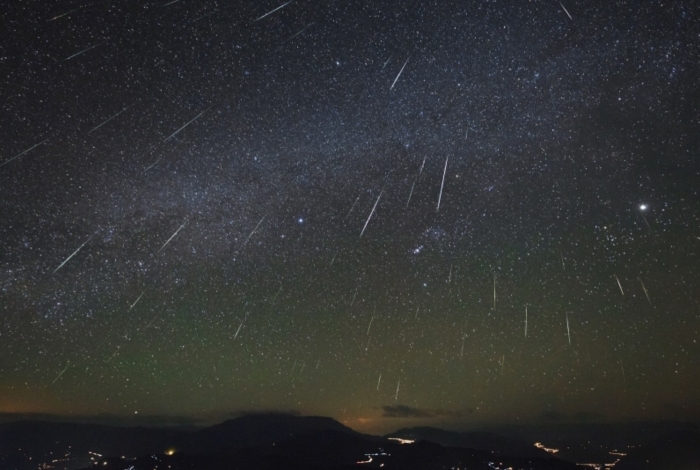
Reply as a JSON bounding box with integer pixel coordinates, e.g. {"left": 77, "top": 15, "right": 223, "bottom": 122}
{"left": 534, "top": 442, "right": 559, "bottom": 454}
{"left": 387, "top": 437, "right": 415, "bottom": 444}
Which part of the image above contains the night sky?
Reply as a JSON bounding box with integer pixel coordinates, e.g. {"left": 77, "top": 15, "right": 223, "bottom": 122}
{"left": 1, "top": 0, "right": 699, "bottom": 434}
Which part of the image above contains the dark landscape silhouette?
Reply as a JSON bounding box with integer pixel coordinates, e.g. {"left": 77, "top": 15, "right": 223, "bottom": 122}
{"left": 1, "top": 414, "right": 698, "bottom": 469}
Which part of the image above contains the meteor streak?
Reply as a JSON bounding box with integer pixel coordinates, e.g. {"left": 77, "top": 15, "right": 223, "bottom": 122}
{"left": 270, "top": 285, "right": 283, "bottom": 302}
{"left": 52, "top": 362, "right": 70, "bottom": 384}
{"left": 143, "top": 316, "right": 158, "bottom": 331}
{"left": 406, "top": 178, "right": 417, "bottom": 208}
{"left": 614, "top": 275, "right": 624, "bottom": 296}
{"left": 390, "top": 57, "right": 409, "bottom": 90}
{"left": 158, "top": 220, "right": 187, "bottom": 253}
{"left": 559, "top": 2, "right": 572, "bottom": 20}
{"left": 620, "top": 359, "right": 626, "bottom": 384}
{"left": 234, "top": 316, "right": 246, "bottom": 340}
{"left": 346, "top": 193, "right": 361, "bottom": 219}
{"left": 350, "top": 289, "right": 358, "bottom": 305}
{"left": 288, "top": 23, "right": 312, "bottom": 40}
{"left": 493, "top": 273, "right": 497, "bottom": 310}
{"left": 253, "top": 1, "right": 293, "bottom": 22}
{"left": 48, "top": 6, "right": 84, "bottom": 21}
{"left": 639, "top": 278, "right": 652, "bottom": 306}
{"left": 63, "top": 42, "right": 104, "bottom": 61}
{"left": 164, "top": 109, "right": 207, "bottom": 142}
{"left": 129, "top": 291, "right": 145, "bottom": 311}
{"left": 525, "top": 304, "right": 528, "bottom": 338}
{"left": 1, "top": 139, "right": 48, "bottom": 168}
{"left": 244, "top": 216, "right": 266, "bottom": 245}
{"left": 437, "top": 156, "right": 448, "bottom": 211}
{"left": 88, "top": 106, "right": 131, "bottom": 134}
{"left": 382, "top": 55, "right": 392, "bottom": 70}
{"left": 54, "top": 233, "right": 96, "bottom": 273}
{"left": 360, "top": 191, "right": 382, "bottom": 237}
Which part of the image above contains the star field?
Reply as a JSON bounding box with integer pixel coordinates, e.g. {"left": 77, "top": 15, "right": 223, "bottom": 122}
{"left": 1, "top": 0, "right": 699, "bottom": 433}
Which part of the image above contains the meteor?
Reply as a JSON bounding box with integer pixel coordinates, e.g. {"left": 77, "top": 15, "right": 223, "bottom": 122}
{"left": 253, "top": 1, "right": 294, "bottom": 22}
{"left": 360, "top": 191, "right": 382, "bottom": 237}
{"left": 54, "top": 233, "right": 96, "bottom": 273}
{"left": 390, "top": 57, "right": 409, "bottom": 90}
{"left": 158, "top": 220, "right": 187, "bottom": 253}
{"left": 437, "top": 156, "right": 448, "bottom": 211}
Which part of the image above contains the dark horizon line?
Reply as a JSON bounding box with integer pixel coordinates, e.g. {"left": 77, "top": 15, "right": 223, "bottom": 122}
{"left": 1, "top": 410, "right": 698, "bottom": 433}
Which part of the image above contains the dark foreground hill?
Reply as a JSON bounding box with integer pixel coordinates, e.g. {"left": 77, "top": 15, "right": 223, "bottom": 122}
{"left": 182, "top": 413, "right": 376, "bottom": 453}
{"left": 77, "top": 428, "right": 579, "bottom": 470}
{"left": 1, "top": 414, "right": 578, "bottom": 470}
{"left": 614, "top": 429, "right": 700, "bottom": 470}
{"left": 386, "top": 426, "right": 553, "bottom": 459}
{"left": 0, "top": 420, "right": 183, "bottom": 470}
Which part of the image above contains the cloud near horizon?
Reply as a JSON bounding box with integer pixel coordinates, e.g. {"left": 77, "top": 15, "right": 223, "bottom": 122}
{"left": 381, "top": 405, "right": 474, "bottom": 419}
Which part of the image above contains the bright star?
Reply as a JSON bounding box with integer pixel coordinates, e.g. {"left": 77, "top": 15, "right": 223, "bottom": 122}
{"left": 639, "top": 204, "right": 648, "bottom": 211}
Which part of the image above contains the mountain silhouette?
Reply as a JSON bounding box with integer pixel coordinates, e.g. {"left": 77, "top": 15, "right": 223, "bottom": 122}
{"left": 77, "top": 426, "right": 580, "bottom": 470}
{"left": 1, "top": 414, "right": 584, "bottom": 470}
{"left": 386, "top": 426, "right": 552, "bottom": 459}
{"left": 181, "top": 413, "right": 378, "bottom": 453}
{"left": 614, "top": 429, "right": 700, "bottom": 470}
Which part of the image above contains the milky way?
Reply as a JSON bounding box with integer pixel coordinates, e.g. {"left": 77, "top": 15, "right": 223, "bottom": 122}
{"left": 1, "top": 1, "right": 698, "bottom": 433}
